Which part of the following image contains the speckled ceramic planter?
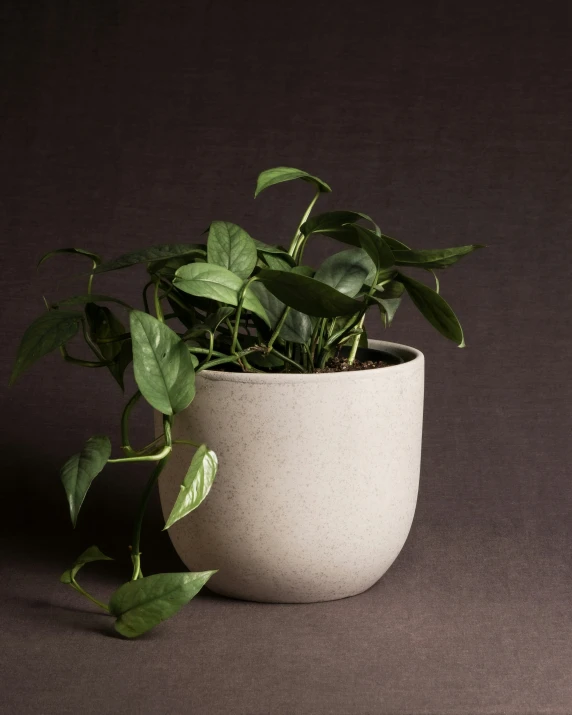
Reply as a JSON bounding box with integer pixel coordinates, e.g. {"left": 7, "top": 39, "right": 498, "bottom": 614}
{"left": 158, "top": 339, "right": 424, "bottom": 603}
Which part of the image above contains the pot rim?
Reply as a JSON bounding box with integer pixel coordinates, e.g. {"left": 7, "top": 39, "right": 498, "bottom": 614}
{"left": 197, "top": 339, "right": 424, "bottom": 384}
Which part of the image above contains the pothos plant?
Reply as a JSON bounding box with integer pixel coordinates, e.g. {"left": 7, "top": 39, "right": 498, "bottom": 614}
{"left": 10, "top": 166, "right": 483, "bottom": 638}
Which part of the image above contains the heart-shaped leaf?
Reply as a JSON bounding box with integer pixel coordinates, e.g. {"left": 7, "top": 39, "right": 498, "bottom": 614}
{"left": 60, "top": 545, "right": 113, "bottom": 584}
{"left": 397, "top": 273, "right": 465, "bottom": 346}
{"left": 350, "top": 225, "right": 395, "bottom": 272}
{"left": 255, "top": 167, "right": 331, "bottom": 198}
{"left": 249, "top": 283, "right": 312, "bottom": 344}
{"left": 10, "top": 310, "right": 83, "bottom": 385}
{"left": 256, "top": 269, "right": 364, "bottom": 318}
{"left": 130, "top": 311, "right": 196, "bottom": 415}
{"left": 314, "top": 248, "right": 375, "bottom": 297}
{"left": 109, "top": 571, "right": 216, "bottom": 638}
{"left": 94, "top": 245, "right": 205, "bottom": 274}
{"left": 164, "top": 445, "right": 218, "bottom": 529}
{"left": 392, "top": 244, "right": 485, "bottom": 269}
{"left": 207, "top": 222, "right": 258, "bottom": 279}
{"left": 60, "top": 436, "right": 112, "bottom": 527}
{"left": 173, "top": 264, "right": 270, "bottom": 326}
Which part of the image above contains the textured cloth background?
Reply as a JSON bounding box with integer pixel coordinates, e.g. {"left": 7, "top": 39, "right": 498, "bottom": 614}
{"left": 1, "top": 2, "right": 571, "bottom": 714}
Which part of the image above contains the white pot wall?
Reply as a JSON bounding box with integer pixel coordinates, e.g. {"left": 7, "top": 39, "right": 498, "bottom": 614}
{"left": 157, "top": 340, "right": 424, "bottom": 603}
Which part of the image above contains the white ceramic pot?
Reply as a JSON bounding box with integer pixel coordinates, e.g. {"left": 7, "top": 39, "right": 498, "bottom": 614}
{"left": 158, "top": 339, "right": 424, "bottom": 603}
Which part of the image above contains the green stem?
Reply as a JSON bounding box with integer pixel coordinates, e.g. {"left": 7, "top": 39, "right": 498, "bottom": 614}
{"left": 121, "top": 391, "right": 141, "bottom": 456}
{"left": 108, "top": 443, "right": 171, "bottom": 464}
{"left": 70, "top": 578, "right": 110, "bottom": 612}
{"left": 267, "top": 307, "right": 290, "bottom": 351}
{"left": 153, "top": 281, "right": 164, "bottom": 322}
{"left": 130, "top": 418, "right": 172, "bottom": 580}
{"left": 198, "top": 348, "right": 258, "bottom": 372}
{"left": 347, "top": 315, "right": 366, "bottom": 365}
{"left": 231, "top": 277, "right": 257, "bottom": 353}
{"left": 288, "top": 188, "right": 321, "bottom": 258}
{"left": 269, "top": 346, "right": 306, "bottom": 372}
{"left": 173, "top": 438, "right": 201, "bottom": 448}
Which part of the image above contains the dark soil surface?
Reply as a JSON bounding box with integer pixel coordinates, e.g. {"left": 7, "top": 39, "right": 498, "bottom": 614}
{"left": 315, "top": 357, "right": 390, "bottom": 373}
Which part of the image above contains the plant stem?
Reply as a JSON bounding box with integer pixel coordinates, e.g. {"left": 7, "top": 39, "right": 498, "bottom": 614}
{"left": 173, "top": 439, "right": 201, "bottom": 448}
{"left": 231, "top": 277, "right": 257, "bottom": 353}
{"left": 347, "top": 315, "right": 366, "bottom": 365}
{"left": 70, "top": 579, "right": 110, "bottom": 613}
{"left": 130, "top": 418, "right": 172, "bottom": 580}
{"left": 269, "top": 346, "right": 306, "bottom": 372}
{"left": 288, "top": 187, "right": 321, "bottom": 259}
{"left": 153, "top": 281, "right": 164, "bottom": 322}
{"left": 198, "top": 348, "right": 258, "bottom": 372}
{"left": 108, "top": 443, "right": 172, "bottom": 464}
{"left": 120, "top": 391, "right": 141, "bottom": 456}
{"left": 267, "top": 307, "right": 290, "bottom": 351}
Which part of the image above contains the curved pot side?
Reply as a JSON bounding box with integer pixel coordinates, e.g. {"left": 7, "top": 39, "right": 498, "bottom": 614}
{"left": 157, "top": 340, "right": 424, "bottom": 603}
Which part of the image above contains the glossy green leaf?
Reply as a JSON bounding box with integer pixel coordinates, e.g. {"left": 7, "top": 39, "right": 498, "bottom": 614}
{"left": 350, "top": 225, "right": 394, "bottom": 272}
{"left": 173, "top": 264, "right": 270, "bottom": 326}
{"left": 314, "top": 248, "right": 375, "bottom": 298}
{"left": 109, "top": 571, "right": 216, "bottom": 638}
{"left": 262, "top": 253, "right": 293, "bottom": 271}
{"left": 392, "top": 244, "right": 485, "bottom": 269}
{"left": 207, "top": 222, "right": 257, "bottom": 279}
{"left": 256, "top": 269, "right": 364, "bottom": 318}
{"left": 55, "top": 294, "right": 132, "bottom": 309}
{"left": 60, "top": 545, "right": 113, "bottom": 584}
{"left": 130, "top": 311, "right": 196, "bottom": 415}
{"left": 253, "top": 239, "right": 294, "bottom": 259}
{"left": 255, "top": 167, "right": 331, "bottom": 198}
{"left": 397, "top": 273, "right": 465, "bottom": 346}
{"left": 10, "top": 310, "right": 83, "bottom": 385}
{"left": 94, "top": 245, "right": 205, "bottom": 274}
{"left": 164, "top": 445, "right": 218, "bottom": 529}
{"left": 291, "top": 265, "right": 315, "bottom": 277}
{"left": 370, "top": 296, "right": 402, "bottom": 326}
{"left": 37, "top": 247, "right": 102, "bottom": 269}
{"left": 249, "top": 283, "right": 312, "bottom": 344}
{"left": 60, "top": 436, "right": 111, "bottom": 527}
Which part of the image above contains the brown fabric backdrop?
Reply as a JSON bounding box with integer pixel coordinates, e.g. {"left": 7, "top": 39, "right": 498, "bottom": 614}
{"left": 1, "top": 2, "right": 571, "bottom": 713}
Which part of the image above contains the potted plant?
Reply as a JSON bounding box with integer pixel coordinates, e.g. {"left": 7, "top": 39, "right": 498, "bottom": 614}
{"left": 10, "top": 166, "right": 483, "bottom": 637}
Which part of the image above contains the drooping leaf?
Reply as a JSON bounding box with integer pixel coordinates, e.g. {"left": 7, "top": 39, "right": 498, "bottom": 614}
{"left": 60, "top": 436, "right": 112, "bottom": 527}
{"left": 173, "top": 264, "right": 270, "bottom": 326}
{"left": 37, "top": 247, "right": 102, "bottom": 269}
{"left": 256, "top": 269, "right": 364, "bottom": 318}
{"left": 370, "top": 296, "right": 402, "bottom": 326}
{"left": 255, "top": 167, "right": 331, "bottom": 198}
{"left": 207, "top": 222, "right": 258, "bottom": 279}
{"left": 60, "top": 545, "right": 113, "bottom": 584}
{"left": 10, "top": 310, "right": 83, "bottom": 385}
{"left": 94, "top": 245, "right": 205, "bottom": 274}
{"left": 397, "top": 273, "right": 465, "bottom": 346}
{"left": 392, "top": 244, "right": 486, "bottom": 269}
{"left": 54, "top": 294, "right": 132, "bottom": 309}
{"left": 314, "top": 248, "right": 375, "bottom": 298}
{"left": 109, "top": 571, "right": 216, "bottom": 638}
{"left": 164, "top": 445, "right": 218, "bottom": 529}
{"left": 350, "top": 225, "right": 395, "bottom": 272}
{"left": 130, "top": 311, "right": 196, "bottom": 415}
{"left": 249, "top": 283, "right": 312, "bottom": 344}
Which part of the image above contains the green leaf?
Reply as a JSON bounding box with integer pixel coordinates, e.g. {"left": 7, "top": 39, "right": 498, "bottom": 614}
{"left": 85, "top": 303, "right": 132, "bottom": 390}
{"left": 262, "top": 253, "right": 293, "bottom": 271}
{"left": 314, "top": 248, "right": 375, "bottom": 298}
{"left": 248, "top": 351, "right": 285, "bottom": 368}
{"left": 54, "top": 294, "right": 132, "bottom": 309}
{"left": 10, "top": 310, "right": 83, "bottom": 385}
{"left": 207, "top": 222, "right": 258, "bottom": 279}
{"left": 109, "top": 571, "right": 216, "bottom": 638}
{"left": 255, "top": 167, "right": 331, "bottom": 198}
{"left": 60, "top": 545, "right": 113, "bottom": 584}
{"left": 164, "top": 445, "right": 218, "bottom": 529}
{"left": 249, "top": 283, "right": 312, "bottom": 344}
{"left": 130, "top": 311, "right": 196, "bottom": 415}
{"left": 350, "top": 225, "right": 395, "bottom": 272}
{"left": 253, "top": 239, "right": 294, "bottom": 259}
{"left": 94, "top": 245, "right": 205, "bottom": 274}
{"left": 392, "top": 244, "right": 486, "bottom": 269}
{"left": 60, "top": 436, "right": 111, "bottom": 527}
{"left": 291, "top": 265, "right": 315, "bottom": 277}
{"left": 370, "top": 296, "right": 402, "bottom": 326}
{"left": 173, "top": 264, "right": 270, "bottom": 326}
{"left": 256, "top": 269, "right": 364, "bottom": 318}
{"left": 397, "top": 273, "right": 465, "bottom": 346}
{"left": 37, "top": 247, "right": 102, "bottom": 269}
